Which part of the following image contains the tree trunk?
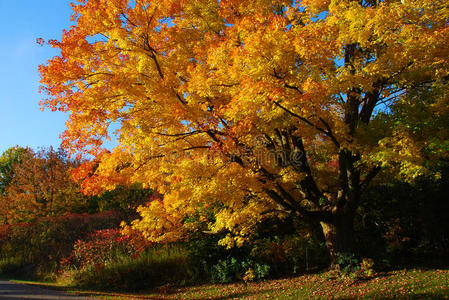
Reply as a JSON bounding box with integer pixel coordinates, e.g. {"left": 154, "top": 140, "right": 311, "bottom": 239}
{"left": 320, "top": 214, "right": 355, "bottom": 266}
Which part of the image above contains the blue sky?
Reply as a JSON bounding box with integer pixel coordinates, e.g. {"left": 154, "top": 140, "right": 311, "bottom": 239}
{"left": 0, "top": 0, "right": 75, "bottom": 154}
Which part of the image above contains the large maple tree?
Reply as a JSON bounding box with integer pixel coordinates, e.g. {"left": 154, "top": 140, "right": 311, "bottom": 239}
{"left": 39, "top": 0, "right": 449, "bottom": 262}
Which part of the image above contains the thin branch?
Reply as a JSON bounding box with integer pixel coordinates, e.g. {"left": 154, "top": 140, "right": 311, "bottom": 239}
{"left": 272, "top": 68, "right": 303, "bottom": 95}
{"left": 175, "top": 92, "right": 187, "bottom": 104}
{"left": 319, "top": 118, "right": 340, "bottom": 148}
{"left": 134, "top": 145, "right": 211, "bottom": 171}
{"left": 152, "top": 130, "right": 202, "bottom": 137}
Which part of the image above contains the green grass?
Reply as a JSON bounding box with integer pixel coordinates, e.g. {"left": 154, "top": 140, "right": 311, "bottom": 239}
{"left": 8, "top": 268, "right": 449, "bottom": 299}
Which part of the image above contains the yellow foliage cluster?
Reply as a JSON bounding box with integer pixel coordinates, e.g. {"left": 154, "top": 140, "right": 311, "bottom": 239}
{"left": 40, "top": 0, "right": 449, "bottom": 246}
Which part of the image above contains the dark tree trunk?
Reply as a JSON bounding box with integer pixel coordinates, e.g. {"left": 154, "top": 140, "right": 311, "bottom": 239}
{"left": 320, "top": 213, "right": 356, "bottom": 266}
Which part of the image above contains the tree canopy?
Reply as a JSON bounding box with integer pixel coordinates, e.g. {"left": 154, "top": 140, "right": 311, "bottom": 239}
{"left": 39, "top": 0, "right": 449, "bottom": 261}
{"left": 0, "top": 146, "right": 28, "bottom": 196}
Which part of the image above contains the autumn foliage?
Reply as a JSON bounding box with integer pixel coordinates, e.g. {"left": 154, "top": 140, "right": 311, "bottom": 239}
{"left": 0, "top": 211, "right": 124, "bottom": 273}
{"left": 39, "top": 0, "right": 449, "bottom": 262}
{"left": 0, "top": 147, "right": 88, "bottom": 223}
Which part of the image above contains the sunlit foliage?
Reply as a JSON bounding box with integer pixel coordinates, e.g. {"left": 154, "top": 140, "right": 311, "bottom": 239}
{"left": 39, "top": 0, "right": 449, "bottom": 260}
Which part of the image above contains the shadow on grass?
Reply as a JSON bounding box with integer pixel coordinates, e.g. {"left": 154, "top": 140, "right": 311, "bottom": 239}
{"left": 4, "top": 267, "right": 448, "bottom": 300}
{"left": 198, "top": 289, "right": 278, "bottom": 300}
{"left": 13, "top": 285, "right": 277, "bottom": 300}
{"left": 338, "top": 295, "right": 449, "bottom": 300}
{"left": 6, "top": 280, "right": 283, "bottom": 300}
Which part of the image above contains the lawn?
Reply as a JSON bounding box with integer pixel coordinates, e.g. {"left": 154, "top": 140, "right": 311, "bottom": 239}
{"left": 11, "top": 268, "right": 449, "bottom": 299}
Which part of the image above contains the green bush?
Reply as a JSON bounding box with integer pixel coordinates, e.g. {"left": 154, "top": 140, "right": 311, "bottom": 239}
{"left": 335, "top": 252, "right": 361, "bottom": 276}
{"left": 211, "top": 257, "right": 270, "bottom": 283}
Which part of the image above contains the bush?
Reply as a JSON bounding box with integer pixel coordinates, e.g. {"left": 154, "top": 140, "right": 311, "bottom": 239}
{"left": 60, "top": 228, "right": 140, "bottom": 269}
{"left": 211, "top": 257, "right": 270, "bottom": 283}
{"left": 0, "top": 211, "right": 124, "bottom": 278}
{"left": 250, "top": 234, "right": 328, "bottom": 276}
{"left": 335, "top": 252, "right": 361, "bottom": 276}
{"left": 331, "top": 253, "right": 376, "bottom": 280}
{"left": 60, "top": 243, "right": 197, "bottom": 291}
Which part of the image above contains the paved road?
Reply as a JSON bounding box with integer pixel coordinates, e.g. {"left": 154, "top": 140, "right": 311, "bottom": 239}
{"left": 0, "top": 281, "right": 97, "bottom": 300}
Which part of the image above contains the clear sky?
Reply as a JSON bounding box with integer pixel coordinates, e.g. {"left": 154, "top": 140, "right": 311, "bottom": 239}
{"left": 0, "top": 0, "right": 75, "bottom": 154}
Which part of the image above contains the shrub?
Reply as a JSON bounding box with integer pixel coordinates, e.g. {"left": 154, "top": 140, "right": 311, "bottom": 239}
{"left": 250, "top": 234, "right": 328, "bottom": 276}
{"left": 60, "top": 243, "right": 197, "bottom": 291}
{"left": 60, "top": 229, "right": 136, "bottom": 269}
{"left": 0, "top": 211, "right": 124, "bottom": 277}
{"left": 211, "top": 257, "right": 270, "bottom": 283}
{"left": 332, "top": 253, "right": 376, "bottom": 280}
{"left": 335, "top": 252, "right": 361, "bottom": 276}
{"left": 360, "top": 258, "right": 375, "bottom": 277}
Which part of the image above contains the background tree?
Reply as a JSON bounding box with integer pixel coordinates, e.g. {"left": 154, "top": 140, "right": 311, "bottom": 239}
{"left": 0, "top": 146, "right": 28, "bottom": 196}
{"left": 39, "top": 0, "right": 449, "bottom": 264}
{"left": 0, "top": 146, "right": 152, "bottom": 224}
{"left": 0, "top": 147, "right": 92, "bottom": 223}
{"left": 36, "top": 147, "right": 80, "bottom": 215}
{"left": 4, "top": 148, "right": 44, "bottom": 222}
{"left": 0, "top": 147, "right": 32, "bottom": 224}
{"left": 0, "top": 147, "right": 76, "bottom": 222}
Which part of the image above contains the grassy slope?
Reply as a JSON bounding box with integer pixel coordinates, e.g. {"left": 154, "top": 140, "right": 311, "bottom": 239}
{"left": 11, "top": 268, "right": 449, "bottom": 299}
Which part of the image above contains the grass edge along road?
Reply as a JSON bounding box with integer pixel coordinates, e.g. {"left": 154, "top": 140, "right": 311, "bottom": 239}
{"left": 7, "top": 268, "right": 449, "bottom": 299}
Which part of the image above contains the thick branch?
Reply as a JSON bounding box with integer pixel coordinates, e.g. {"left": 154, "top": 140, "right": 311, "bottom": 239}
{"left": 264, "top": 188, "right": 295, "bottom": 211}
{"left": 273, "top": 101, "right": 340, "bottom": 148}
{"left": 290, "top": 134, "right": 323, "bottom": 205}
{"left": 359, "top": 90, "right": 380, "bottom": 124}
{"left": 360, "top": 165, "right": 381, "bottom": 192}
{"left": 264, "top": 186, "right": 332, "bottom": 222}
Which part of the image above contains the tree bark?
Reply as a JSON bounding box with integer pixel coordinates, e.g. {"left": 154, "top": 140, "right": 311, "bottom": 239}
{"left": 320, "top": 213, "right": 355, "bottom": 266}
